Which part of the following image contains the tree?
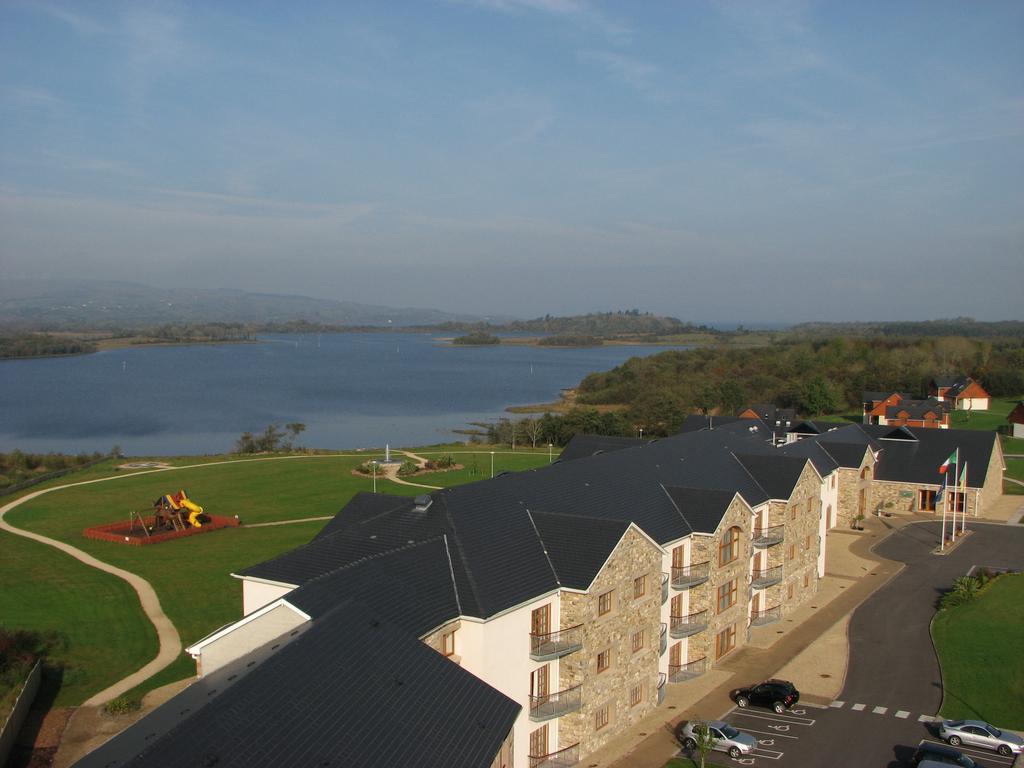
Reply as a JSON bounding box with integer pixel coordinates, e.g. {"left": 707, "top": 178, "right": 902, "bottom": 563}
{"left": 520, "top": 418, "right": 543, "bottom": 449}
{"left": 718, "top": 380, "right": 745, "bottom": 415}
{"left": 800, "top": 376, "right": 839, "bottom": 416}
{"left": 689, "top": 720, "right": 717, "bottom": 768}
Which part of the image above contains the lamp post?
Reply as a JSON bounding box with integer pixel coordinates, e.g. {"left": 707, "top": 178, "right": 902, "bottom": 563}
{"left": 371, "top": 460, "right": 378, "bottom": 493}
{"left": 490, "top": 451, "right": 495, "bottom": 478}
{"left": 548, "top": 443, "right": 553, "bottom": 463}
{"left": 639, "top": 427, "right": 644, "bottom": 440}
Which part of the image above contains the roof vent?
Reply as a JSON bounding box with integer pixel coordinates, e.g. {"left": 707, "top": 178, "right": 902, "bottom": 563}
{"left": 413, "top": 494, "right": 433, "bottom": 513}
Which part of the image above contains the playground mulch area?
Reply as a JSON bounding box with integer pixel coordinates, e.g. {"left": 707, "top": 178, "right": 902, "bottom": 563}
{"left": 83, "top": 514, "right": 240, "bottom": 546}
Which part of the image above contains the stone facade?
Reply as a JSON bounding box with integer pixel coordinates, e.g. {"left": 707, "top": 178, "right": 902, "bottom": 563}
{"left": 421, "top": 619, "right": 462, "bottom": 664}
{"left": 980, "top": 439, "right": 1007, "bottom": 515}
{"left": 834, "top": 449, "right": 875, "bottom": 529}
{"left": 558, "top": 527, "right": 663, "bottom": 758}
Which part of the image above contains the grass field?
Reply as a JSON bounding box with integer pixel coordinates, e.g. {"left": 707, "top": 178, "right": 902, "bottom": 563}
{"left": 1004, "top": 459, "right": 1024, "bottom": 496}
{"left": 948, "top": 396, "right": 1018, "bottom": 432}
{"left": 1, "top": 447, "right": 554, "bottom": 705}
{"left": 933, "top": 574, "right": 1024, "bottom": 728}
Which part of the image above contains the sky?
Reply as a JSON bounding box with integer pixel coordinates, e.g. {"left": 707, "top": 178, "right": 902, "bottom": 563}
{"left": 1, "top": 1, "right": 1022, "bottom": 325}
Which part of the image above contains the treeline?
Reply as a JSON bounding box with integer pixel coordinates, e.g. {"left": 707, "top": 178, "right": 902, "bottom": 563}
{"left": 427, "top": 311, "right": 713, "bottom": 337}
{"left": 538, "top": 335, "right": 603, "bottom": 347}
{"left": 453, "top": 332, "right": 501, "bottom": 345}
{"left": 482, "top": 411, "right": 634, "bottom": 448}
{"left": 792, "top": 318, "right": 1024, "bottom": 338}
{"left": 0, "top": 450, "right": 106, "bottom": 489}
{"left": 235, "top": 423, "right": 306, "bottom": 453}
{"left": 135, "top": 323, "right": 255, "bottom": 342}
{"left": 0, "top": 334, "right": 97, "bottom": 359}
{"left": 574, "top": 336, "right": 1024, "bottom": 437}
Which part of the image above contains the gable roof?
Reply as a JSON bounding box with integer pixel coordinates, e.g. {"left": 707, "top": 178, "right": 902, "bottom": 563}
{"left": 529, "top": 511, "right": 634, "bottom": 589}
{"left": 559, "top": 434, "right": 647, "bottom": 461}
{"left": 662, "top": 487, "right": 743, "bottom": 534}
{"left": 859, "top": 425, "right": 997, "bottom": 487}
{"left": 735, "top": 453, "right": 815, "bottom": 500}
{"left": 78, "top": 603, "right": 520, "bottom": 768}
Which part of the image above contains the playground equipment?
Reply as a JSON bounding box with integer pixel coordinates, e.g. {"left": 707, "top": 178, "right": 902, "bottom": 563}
{"left": 153, "top": 489, "right": 209, "bottom": 530}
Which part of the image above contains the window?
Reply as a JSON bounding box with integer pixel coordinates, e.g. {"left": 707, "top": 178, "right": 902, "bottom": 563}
{"left": 441, "top": 629, "right": 456, "bottom": 657}
{"left": 632, "top": 630, "right": 645, "bottom": 653}
{"left": 531, "top": 604, "right": 550, "bottom": 638}
{"left": 715, "top": 624, "right": 736, "bottom": 659}
{"left": 597, "top": 648, "right": 611, "bottom": 673}
{"left": 630, "top": 684, "right": 643, "bottom": 707}
{"left": 787, "top": 582, "right": 795, "bottom": 600}
{"left": 531, "top": 665, "right": 548, "bottom": 697}
{"left": 672, "top": 545, "right": 685, "bottom": 568}
{"left": 633, "top": 574, "right": 647, "bottom": 599}
{"left": 804, "top": 534, "right": 811, "bottom": 551}
{"left": 919, "top": 489, "right": 937, "bottom": 512}
{"left": 719, "top": 526, "right": 741, "bottom": 565}
{"left": 717, "top": 579, "right": 737, "bottom": 613}
{"left": 595, "top": 704, "right": 609, "bottom": 731}
{"left": 831, "top": 474, "right": 836, "bottom": 489}
{"left": 598, "top": 590, "right": 614, "bottom": 616}
{"left": 529, "top": 725, "right": 548, "bottom": 759}
{"left": 803, "top": 572, "right": 810, "bottom": 588}
{"left": 788, "top": 544, "right": 796, "bottom": 561}
{"left": 951, "top": 492, "right": 965, "bottom": 513}
{"left": 807, "top": 498, "right": 813, "bottom": 516}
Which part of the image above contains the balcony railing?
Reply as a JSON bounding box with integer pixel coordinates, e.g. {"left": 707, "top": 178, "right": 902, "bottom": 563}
{"left": 530, "top": 624, "right": 583, "bottom": 662}
{"left": 529, "top": 742, "right": 580, "bottom": 768}
{"left": 529, "top": 684, "right": 583, "bottom": 722}
{"left": 669, "top": 609, "right": 708, "bottom": 639}
{"left": 669, "top": 656, "right": 708, "bottom": 683}
{"left": 750, "top": 605, "right": 782, "bottom": 627}
{"left": 671, "top": 561, "right": 710, "bottom": 589}
{"left": 657, "top": 673, "right": 667, "bottom": 705}
{"left": 751, "top": 566, "right": 783, "bottom": 589}
{"left": 660, "top": 623, "right": 668, "bottom": 654}
{"left": 661, "top": 572, "right": 669, "bottom": 604}
{"left": 753, "top": 525, "right": 785, "bottom": 547}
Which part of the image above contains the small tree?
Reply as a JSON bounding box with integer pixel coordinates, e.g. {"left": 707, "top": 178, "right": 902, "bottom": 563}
{"left": 690, "top": 720, "right": 717, "bottom": 768}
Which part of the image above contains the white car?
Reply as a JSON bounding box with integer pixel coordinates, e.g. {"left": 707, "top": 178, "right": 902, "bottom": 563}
{"left": 939, "top": 719, "right": 1024, "bottom": 757}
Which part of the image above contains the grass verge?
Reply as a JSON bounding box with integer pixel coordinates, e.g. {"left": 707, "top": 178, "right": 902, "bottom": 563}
{"left": 933, "top": 573, "right": 1024, "bottom": 728}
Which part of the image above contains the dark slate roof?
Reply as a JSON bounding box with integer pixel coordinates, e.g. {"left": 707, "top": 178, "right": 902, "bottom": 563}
{"left": 931, "top": 376, "right": 960, "bottom": 388}
{"left": 817, "top": 441, "right": 871, "bottom": 469}
{"left": 776, "top": 438, "right": 840, "bottom": 476}
{"left": 79, "top": 603, "right": 520, "bottom": 768}
{"left": 679, "top": 414, "right": 747, "bottom": 433}
{"left": 558, "top": 434, "right": 647, "bottom": 462}
{"left": 788, "top": 419, "right": 844, "bottom": 436}
{"left": 884, "top": 401, "right": 945, "bottom": 420}
{"left": 530, "top": 511, "right": 630, "bottom": 589}
{"left": 313, "top": 491, "right": 413, "bottom": 540}
{"left": 863, "top": 391, "right": 899, "bottom": 403}
{"left": 859, "top": 425, "right": 997, "bottom": 487}
{"left": 735, "top": 453, "right": 813, "bottom": 499}
{"left": 662, "top": 487, "right": 741, "bottom": 534}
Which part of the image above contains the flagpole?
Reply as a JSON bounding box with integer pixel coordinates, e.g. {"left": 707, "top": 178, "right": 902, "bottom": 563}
{"left": 961, "top": 461, "right": 968, "bottom": 531}
{"left": 951, "top": 448, "right": 959, "bottom": 543}
{"left": 940, "top": 471, "right": 947, "bottom": 551}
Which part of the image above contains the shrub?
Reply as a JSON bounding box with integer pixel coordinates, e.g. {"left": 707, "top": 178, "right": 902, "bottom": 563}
{"left": 104, "top": 695, "right": 141, "bottom": 715}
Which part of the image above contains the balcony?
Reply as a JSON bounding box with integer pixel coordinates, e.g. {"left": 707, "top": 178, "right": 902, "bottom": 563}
{"left": 661, "top": 572, "right": 669, "bottom": 605}
{"left": 671, "top": 561, "right": 710, "bottom": 589}
{"left": 751, "top": 566, "right": 783, "bottom": 589}
{"left": 669, "top": 656, "right": 708, "bottom": 683}
{"left": 529, "top": 684, "right": 583, "bottom": 722}
{"left": 529, "top": 742, "right": 580, "bottom": 768}
{"left": 660, "top": 623, "right": 667, "bottom": 654}
{"left": 753, "top": 525, "right": 785, "bottom": 548}
{"left": 657, "top": 672, "right": 667, "bottom": 705}
{"left": 530, "top": 624, "right": 583, "bottom": 662}
{"left": 670, "top": 609, "right": 708, "bottom": 639}
{"left": 750, "top": 605, "right": 781, "bottom": 627}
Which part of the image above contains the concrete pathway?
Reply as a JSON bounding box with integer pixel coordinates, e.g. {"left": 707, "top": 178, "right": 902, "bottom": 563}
{"left": 243, "top": 515, "right": 334, "bottom": 528}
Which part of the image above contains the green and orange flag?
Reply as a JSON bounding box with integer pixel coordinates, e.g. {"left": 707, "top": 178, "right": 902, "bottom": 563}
{"left": 938, "top": 450, "right": 956, "bottom": 474}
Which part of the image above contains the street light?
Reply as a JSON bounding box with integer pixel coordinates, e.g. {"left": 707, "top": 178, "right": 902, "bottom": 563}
{"left": 548, "top": 443, "right": 553, "bottom": 463}
{"left": 639, "top": 427, "right": 644, "bottom": 439}
{"left": 490, "top": 451, "right": 495, "bottom": 478}
{"left": 371, "top": 460, "right": 378, "bottom": 493}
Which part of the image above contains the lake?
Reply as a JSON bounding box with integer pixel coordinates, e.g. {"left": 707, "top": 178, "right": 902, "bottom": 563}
{"left": 0, "top": 333, "right": 683, "bottom": 456}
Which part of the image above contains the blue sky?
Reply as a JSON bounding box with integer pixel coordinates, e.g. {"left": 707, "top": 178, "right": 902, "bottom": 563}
{"left": 1, "top": 1, "right": 1022, "bottom": 324}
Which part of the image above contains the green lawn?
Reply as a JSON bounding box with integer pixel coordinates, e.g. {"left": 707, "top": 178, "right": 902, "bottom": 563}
{"left": 1005, "top": 459, "right": 1024, "bottom": 496}
{"left": 1, "top": 448, "right": 556, "bottom": 705}
{"left": 0, "top": 530, "right": 157, "bottom": 706}
{"left": 409, "top": 449, "right": 556, "bottom": 487}
{"left": 1003, "top": 436, "right": 1024, "bottom": 455}
{"left": 664, "top": 758, "right": 728, "bottom": 768}
{"left": 949, "top": 396, "right": 1019, "bottom": 432}
{"left": 933, "top": 574, "right": 1024, "bottom": 727}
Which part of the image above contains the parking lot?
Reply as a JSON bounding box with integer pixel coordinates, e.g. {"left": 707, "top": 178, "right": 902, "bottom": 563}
{"left": 676, "top": 701, "right": 1021, "bottom": 767}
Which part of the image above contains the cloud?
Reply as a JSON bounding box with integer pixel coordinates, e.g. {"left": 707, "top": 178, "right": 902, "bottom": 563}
{"left": 712, "top": 0, "right": 826, "bottom": 78}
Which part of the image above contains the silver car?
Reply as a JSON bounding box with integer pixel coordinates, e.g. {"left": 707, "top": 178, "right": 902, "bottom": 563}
{"left": 939, "top": 719, "right": 1024, "bottom": 757}
{"left": 678, "top": 720, "right": 757, "bottom": 759}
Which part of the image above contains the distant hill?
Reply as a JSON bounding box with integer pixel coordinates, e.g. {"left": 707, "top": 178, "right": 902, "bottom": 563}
{"left": 791, "top": 318, "right": 1024, "bottom": 338}
{"left": 0, "top": 279, "right": 493, "bottom": 330}
{"left": 424, "top": 310, "right": 710, "bottom": 337}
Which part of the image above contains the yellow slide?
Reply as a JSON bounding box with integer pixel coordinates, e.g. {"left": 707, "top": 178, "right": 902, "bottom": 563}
{"left": 180, "top": 497, "right": 204, "bottom": 528}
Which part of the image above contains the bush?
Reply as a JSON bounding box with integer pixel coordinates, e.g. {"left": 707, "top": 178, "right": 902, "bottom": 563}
{"left": 940, "top": 575, "right": 984, "bottom": 609}
{"left": 104, "top": 695, "right": 141, "bottom": 715}
{"left": 396, "top": 460, "right": 420, "bottom": 476}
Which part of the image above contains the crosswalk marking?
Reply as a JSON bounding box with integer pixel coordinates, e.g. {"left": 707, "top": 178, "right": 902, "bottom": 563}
{"left": 829, "top": 700, "right": 844, "bottom": 708}
{"left": 918, "top": 714, "right": 935, "bottom": 722}
{"left": 872, "top": 706, "right": 888, "bottom": 715}
{"left": 895, "top": 710, "right": 910, "bottom": 719}
{"left": 851, "top": 703, "right": 866, "bottom": 711}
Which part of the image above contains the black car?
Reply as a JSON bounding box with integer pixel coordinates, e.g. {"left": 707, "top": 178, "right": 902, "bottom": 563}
{"left": 911, "top": 741, "right": 980, "bottom": 767}
{"left": 729, "top": 679, "right": 800, "bottom": 713}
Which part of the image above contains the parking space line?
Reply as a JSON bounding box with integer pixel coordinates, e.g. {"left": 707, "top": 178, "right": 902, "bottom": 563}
{"left": 872, "top": 706, "right": 888, "bottom": 714}
{"left": 729, "top": 710, "right": 816, "bottom": 726}
{"left": 733, "top": 726, "right": 799, "bottom": 740}
{"left": 895, "top": 710, "right": 910, "bottom": 719}
{"left": 829, "top": 700, "right": 844, "bottom": 708}
{"left": 918, "top": 714, "right": 938, "bottom": 722}
{"left": 851, "top": 703, "right": 866, "bottom": 711}
{"left": 750, "top": 747, "right": 784, "bottom": 760}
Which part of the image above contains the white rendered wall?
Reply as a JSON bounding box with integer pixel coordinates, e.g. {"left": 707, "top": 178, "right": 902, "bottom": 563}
{"left": 457, "top": 593, "right": 562, "bottom": 768}
{"left": 197, "top": 605, "right": 306, "bottom": 677}
{"left": 241, "top": 579, "right": 295, "bottom": 616}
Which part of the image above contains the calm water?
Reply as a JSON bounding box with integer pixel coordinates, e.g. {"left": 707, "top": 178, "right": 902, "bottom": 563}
{"left": 0, "top": 333, "right": 682, "bottom": 456}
